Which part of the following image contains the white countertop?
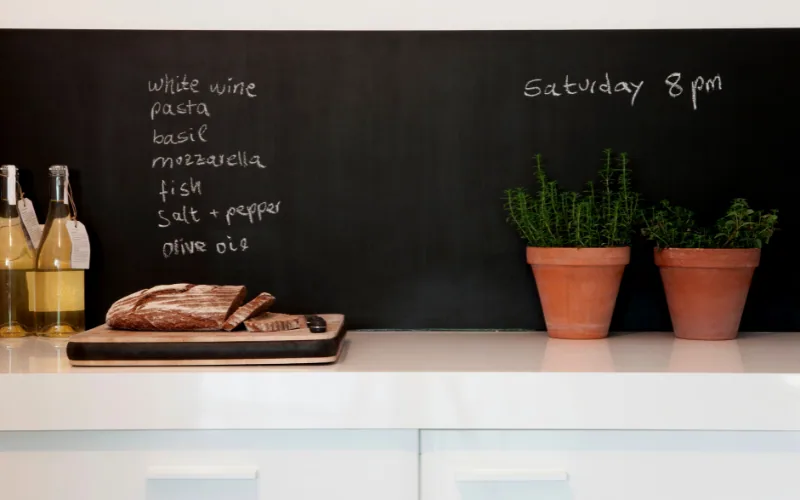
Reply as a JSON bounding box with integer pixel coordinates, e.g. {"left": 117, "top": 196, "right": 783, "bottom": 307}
{"left": 2, "top": 331, "right": 800, "bottom": 432}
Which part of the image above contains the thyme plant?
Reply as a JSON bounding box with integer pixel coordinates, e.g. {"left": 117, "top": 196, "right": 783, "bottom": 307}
{"left": 503, "top": 149, "right": 641, "bottom": 248}
{"left": 641, "top": 198, "right": 778, "bottom": 249}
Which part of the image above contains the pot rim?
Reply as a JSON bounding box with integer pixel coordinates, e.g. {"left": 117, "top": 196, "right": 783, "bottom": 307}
{"left": 527, "top": 246, "right": 631, "bottom": 266}
{"left": 653, "top": 247, "right": 761, "bottom": 268}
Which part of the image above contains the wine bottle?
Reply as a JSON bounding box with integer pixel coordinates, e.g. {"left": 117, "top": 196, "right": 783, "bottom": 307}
{"left": 0, "top": 165, "right": 35, "bottom": 337}
{"left": 34, "top": 165, "right": 85, "bottom": 336}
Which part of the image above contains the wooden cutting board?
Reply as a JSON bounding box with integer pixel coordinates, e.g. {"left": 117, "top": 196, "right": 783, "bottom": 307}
{"left": 66, "top": 314, "right": 346, "bottom": 366}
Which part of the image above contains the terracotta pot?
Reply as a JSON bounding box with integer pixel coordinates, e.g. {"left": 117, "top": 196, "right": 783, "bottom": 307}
{"left": 654, "top": 248, "right": 760, "bottom": 341}
{"left": 527, "top": 247, "right": 630, "bottom": 340}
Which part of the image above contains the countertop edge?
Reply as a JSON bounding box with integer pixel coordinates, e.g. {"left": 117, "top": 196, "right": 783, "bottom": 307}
{"left": 2, "top": 370, "right": 799, "bottom": 432}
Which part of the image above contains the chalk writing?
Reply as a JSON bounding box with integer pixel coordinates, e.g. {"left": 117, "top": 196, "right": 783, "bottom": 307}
{"left": 152, "top": 152, "right": 266, "bottom": 169}
{"left": 216, "top": 235, "right": 250, "bottom": 254}
{"left": 209, "top": 78, "right": 257, "bottom": 98}
{"left": 524, "top": 71, "right": 722, "bottom": 110}
{"left": 665, "top": 72, "right": 723, "bottom": 110}
{"left": 159, "top": 177, "right": 202, "bottom": 203}
{"left": 225, "top": 201, "right": 281, "bottom": 226}
{"left": 162, "top": 238, "right": 207, "bottom": 258}
{"left": 149, "top": 74, "right": 274, "bottom": 258}
{"left": 152, "top": 124, "right": 208, "bottom": 145}
{"left": 665, "top": 73, "right": 684, "bottom": 98}
{"left": 524, "top": 73, "right": 644, "bottom": 106}
{"left": 148, "top": 75, "right": 200, "bottom": 94}
{"left": 157, "top": 201, "right": 281, "bottom": 228}
{"left": 157, "top": 205, "right": 201, "bottom": 228}
{"left": 151, "top": 101, "right": 211, "bottom": 120}
{"left": 162, "top": 236, "right": 250, "bottom": 258}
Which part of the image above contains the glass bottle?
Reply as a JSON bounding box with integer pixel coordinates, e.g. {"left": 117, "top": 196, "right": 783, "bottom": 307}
{"left": 34, "top": 165, "right": 85, "bottom": 336}
{"left": 0, "top": 165, "right": 36, "bottom": 337}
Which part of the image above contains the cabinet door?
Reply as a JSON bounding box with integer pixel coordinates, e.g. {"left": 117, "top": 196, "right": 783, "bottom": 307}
{"left": 421, "top": 430, "right": 800, "bottom": 500}
{"left": 0, "top": 430, "right": 418, "bottom": 500}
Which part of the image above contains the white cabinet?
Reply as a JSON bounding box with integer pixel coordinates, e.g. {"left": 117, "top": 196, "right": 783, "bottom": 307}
{"left": 421, "top": 430, "right": 800, "bottom": 500}
{"left": 0, "top": 430, "right": 418, "bottom": 500}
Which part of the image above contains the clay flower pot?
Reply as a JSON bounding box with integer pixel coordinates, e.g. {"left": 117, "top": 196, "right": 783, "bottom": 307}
{"left": 654, "top": 248, "right": 760, "bottom": 341}
{"left": 527, "top": 247, "right": 630, "bottom": 340}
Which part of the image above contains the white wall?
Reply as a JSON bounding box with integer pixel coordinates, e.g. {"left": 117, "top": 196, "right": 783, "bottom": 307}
{"left": 1, "top": 0, "right": 799, "bottom": 30}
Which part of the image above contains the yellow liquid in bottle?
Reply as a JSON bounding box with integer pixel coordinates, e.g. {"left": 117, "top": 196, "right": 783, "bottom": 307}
{"left": 35, "top": 207, "right": 85, "bottom": 337}
{"left": 0, "top": 214, "right": 36, "bottom": 337}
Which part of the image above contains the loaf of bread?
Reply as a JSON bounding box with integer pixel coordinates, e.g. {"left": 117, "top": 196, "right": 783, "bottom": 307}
{"left": 106, "top": 284, "right": 247, "bottom": 331}
{"left": 222, "top": 292, "right": 276, "bottom": 331}
{"left": 244, "top": 312, "right": 305, "bottom": 332}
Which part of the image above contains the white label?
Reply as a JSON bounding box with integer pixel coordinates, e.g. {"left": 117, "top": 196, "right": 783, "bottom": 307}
{"left": 17, "top": 198, "right": 42, "bottom": 249}
{"left": 7, "top": 166, "right": 16, "bottom": 205}
{"left": 66, "top": 220, "right": 90, "bottom": 269}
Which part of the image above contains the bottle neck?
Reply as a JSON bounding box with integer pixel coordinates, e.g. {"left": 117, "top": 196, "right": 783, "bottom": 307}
{"left": 50, "top": 175, "right": 68, "bottom": 203}
{"left": 0, "top": 176, "right": 10, "bottom": 204}
{"left": 0, "top": 176, "right": 17, "bottom": 217}
{"left": 46, "top": 175, "right": 71, "bottom": 220}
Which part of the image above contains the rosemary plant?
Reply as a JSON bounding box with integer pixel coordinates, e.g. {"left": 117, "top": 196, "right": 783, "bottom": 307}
{"left": 503, "top": 149, "right": 641, "bottom": 248}
{"left": 641, "top": 198, "right": 778, "bottom": 249}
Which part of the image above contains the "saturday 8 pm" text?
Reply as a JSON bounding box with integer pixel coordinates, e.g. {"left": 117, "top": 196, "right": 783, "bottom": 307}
{"left": 524, "top": 72, "right": 722, "bottom": 110}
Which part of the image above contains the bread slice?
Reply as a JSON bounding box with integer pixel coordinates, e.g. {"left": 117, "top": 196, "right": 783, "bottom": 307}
{"left": 222, "top": 292, "right": 276, "bottom": 331}
{"left": 244, "top": 312, "right": 305, "bottom": 332}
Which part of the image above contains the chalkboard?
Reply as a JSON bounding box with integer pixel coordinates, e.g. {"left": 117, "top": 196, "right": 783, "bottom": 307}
{"left": 0, "top": 29, "right": 798, "bottom": 331}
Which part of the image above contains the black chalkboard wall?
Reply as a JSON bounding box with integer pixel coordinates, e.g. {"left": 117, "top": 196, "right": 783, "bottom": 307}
{"left": 0, "top": 29, "right": 798, "bottom": 331}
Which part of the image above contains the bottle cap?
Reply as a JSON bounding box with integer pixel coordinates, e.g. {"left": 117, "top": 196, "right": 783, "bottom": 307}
{"left": 49, "top": 165, "right": 69, "bottom": 176}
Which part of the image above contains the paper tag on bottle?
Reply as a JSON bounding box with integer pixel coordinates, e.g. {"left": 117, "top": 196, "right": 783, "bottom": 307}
{"left": 66, "top": 220, "right": 90, "bottom": 269}
{"left": 17, "top": 198, "right": 42, "bottom": 249}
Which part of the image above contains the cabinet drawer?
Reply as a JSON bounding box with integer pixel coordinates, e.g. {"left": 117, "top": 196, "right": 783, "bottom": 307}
{"left": 0, "top": 430, "right": 418, "bottom": 500}
{"left": 421, "top": 430, "right": 800, "bottom": 500}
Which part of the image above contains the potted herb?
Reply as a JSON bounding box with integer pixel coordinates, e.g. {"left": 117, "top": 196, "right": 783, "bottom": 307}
{"left": 503, "top": 149, "right": 640, "bottom": 339}
{"left": 642, "top": 199, "right": 778, "bottom": 340}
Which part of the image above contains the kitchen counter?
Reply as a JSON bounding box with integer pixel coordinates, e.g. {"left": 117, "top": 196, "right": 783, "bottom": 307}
{"left": 5, "top": 331, "right": 800, "bottom": 500}
{"left": 2, "top": 331, "right": 800, "bottom": 432}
